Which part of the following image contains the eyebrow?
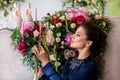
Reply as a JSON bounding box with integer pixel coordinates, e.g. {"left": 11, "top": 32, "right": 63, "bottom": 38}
{"left": 76, "top": 32, "right": 81, "bottom": 34}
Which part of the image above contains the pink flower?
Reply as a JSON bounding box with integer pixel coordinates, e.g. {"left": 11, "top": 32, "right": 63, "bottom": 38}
{"left": 20, "top": 22, "right": 34, "bottom": 35}
{"left": 65, "top": 33, "right": 72, "bottom": 45}
{"left": 66, "top": 13, "right": 74, "bottom": 20}
{"left": 67, "top": 8, "right": 77, "bottom": 13}
{"left": 24, "top": 22, "right": 34, "bottom": 30}
{"left": 46, "top": 30, "right": 55, "bottom": 46}
{"left": 66, "top": 7, "right": 89, "bottom": 22}
{"left": 77, "top": 7, "right": 89, "bottom": 15}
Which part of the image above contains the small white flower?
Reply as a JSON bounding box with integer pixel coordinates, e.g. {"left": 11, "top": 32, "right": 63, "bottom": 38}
{"left": 55, "top": 61, "right": 61, "bottom": 66}
{"left": 56, "top": 32, "right": 61, "bottom": 37}
{"left": 50, "top": 25, "right": 55, "bottom": 29}
{"left": 33, "top": 30, "right": 40, "bottom": 38}
{"left": 4, "top": 1, "right": 7, "bottom": 4}
{"left": 61, "top": 46, "right": 64, "bottom": 49}
{"left": 57, "top": 13, "right": 60, "bottom": 17}
{"left": 56, "top": 37, "right": 61, "bottom": 43}
{"left": 59, "top": 16, "right": 65, "bottom": 21}
{"left": 70, "top": 23, "right": 76, "bottom": 29}
{"left": 50, "top": 54, "right": 55, "bottom": 61}
{"left": 56, "top": 22, "right": 62, "bottom": 27}
{"left": 61, "top": 41, "right": 65, "bottom": 45}
{"left": 103, "top": 22, "right": 106, "bottom": 26}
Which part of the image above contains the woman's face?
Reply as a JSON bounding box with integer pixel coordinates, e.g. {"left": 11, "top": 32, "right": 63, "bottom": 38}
{"left": 70, "top": 26, "right": 88, "bottom": 49}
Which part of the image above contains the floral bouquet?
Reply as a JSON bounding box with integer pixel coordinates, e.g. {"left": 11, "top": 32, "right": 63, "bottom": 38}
{"left": 11, "top": 7, "right": 111, "bottom": 80}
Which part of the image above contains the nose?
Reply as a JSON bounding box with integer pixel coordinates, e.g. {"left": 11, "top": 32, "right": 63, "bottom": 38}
{"left": 71, "top": 34, "right": 74, "bottom": 38}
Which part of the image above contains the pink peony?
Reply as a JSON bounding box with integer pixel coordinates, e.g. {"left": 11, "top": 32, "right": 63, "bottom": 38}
{"left": 66, "top": 13, "right": 74, "bottom": 20}
{"left": 24, "top": 22, "right": 34, "bottom": 30}
{"left": 65, "top": 33, "right": 72, "bottom": 45}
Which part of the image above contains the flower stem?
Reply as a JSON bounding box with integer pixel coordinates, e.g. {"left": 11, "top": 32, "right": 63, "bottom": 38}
{"left": 34, "top": 68, "right": 38, "bottom": 80}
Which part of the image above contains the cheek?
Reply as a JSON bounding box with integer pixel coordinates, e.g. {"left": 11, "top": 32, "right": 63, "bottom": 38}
{"left": 70, "top": 39, "right": 86, "bottom": 49}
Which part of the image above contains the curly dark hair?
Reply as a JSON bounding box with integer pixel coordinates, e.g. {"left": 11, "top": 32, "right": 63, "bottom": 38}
{"left": 77, "top": 23, "right": 107, "bottom": 57}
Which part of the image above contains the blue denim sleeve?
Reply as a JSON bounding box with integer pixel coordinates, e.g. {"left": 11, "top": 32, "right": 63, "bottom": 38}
{"left": 42, "top": 62, "right": 62, "bottom": 80}
{"left": 39, "top": 75, "right": 50, "bottom": 80}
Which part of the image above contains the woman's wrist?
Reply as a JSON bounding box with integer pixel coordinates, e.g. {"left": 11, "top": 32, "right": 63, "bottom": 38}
{"left": 41, "top": 60, "right": 50, "bottom": 67}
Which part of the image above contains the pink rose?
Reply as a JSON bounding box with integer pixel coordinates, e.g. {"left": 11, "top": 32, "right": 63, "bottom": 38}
{"left": 67, "top": 8, "right": 77, "bottom": 13}
{"left": 24, "top": 22, "right": 34, "bottom": 30}
{"left": 66, "top": 13, "right": 74, "bottom": 20}
{"left": 77, "top": 7, "right": 89, "bottom": 15}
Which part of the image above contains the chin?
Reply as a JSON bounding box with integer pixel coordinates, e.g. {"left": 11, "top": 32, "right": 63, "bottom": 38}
{"left": 70, "top": 44, "right": 76, "bottom": 49}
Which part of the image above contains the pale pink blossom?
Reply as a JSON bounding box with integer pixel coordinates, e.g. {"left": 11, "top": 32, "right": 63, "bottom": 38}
{"left": 46, "top": 30, "right": 55, "bottom": 46}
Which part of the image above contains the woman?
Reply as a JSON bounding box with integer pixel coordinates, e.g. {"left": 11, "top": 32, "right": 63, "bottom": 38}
{"left": 32, "top": 23, "right": 107, "bottom": 80}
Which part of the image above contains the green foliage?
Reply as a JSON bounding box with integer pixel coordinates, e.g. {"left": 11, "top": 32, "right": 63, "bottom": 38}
{"left": 11, "top": 27, "right": 22, "bottom": 44}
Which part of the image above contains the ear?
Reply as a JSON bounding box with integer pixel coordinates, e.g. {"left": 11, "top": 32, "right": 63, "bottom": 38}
{"left": 86, "top": 41, "right": 93, "bottom": 47}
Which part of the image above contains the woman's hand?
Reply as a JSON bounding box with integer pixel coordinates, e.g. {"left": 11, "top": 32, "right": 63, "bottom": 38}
{"left": 32, "top": 45, "right": 50, "bottom": 66}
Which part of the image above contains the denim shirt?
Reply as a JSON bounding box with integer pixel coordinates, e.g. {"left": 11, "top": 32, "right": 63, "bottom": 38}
{"left": 39, "top": 57, "right": 99, "bottom": 80}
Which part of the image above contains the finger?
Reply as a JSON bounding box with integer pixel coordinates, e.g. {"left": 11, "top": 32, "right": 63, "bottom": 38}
{"left": 34, "top": 45, "right": 40, "bottom": 55}
{"left": 38, "top": 45, "right": 44, "bottom": 55}
{"left": 40, "top": 45, "right": 45, "bottom": 54}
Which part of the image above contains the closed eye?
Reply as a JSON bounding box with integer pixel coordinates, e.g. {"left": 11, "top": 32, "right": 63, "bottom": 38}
{"left": 76, "top": 33, "right": 80, "bottom": 36}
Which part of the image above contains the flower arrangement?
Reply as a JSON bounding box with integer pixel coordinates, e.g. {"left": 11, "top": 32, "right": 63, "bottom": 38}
{"left": 11, "top": 7, "right": 111, "bottom": 80}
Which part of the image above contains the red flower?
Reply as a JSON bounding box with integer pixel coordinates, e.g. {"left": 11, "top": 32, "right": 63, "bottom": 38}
{"left": 17, "top": 44, "right": 22, "bottom": 51}
{"left": 72, "top": 16, "right": 86, "bottom": 23}
{"left": 21, "top": 49, "right": 26, "bottom": 55}
{"left": 98, "top": 60, "right": 103, "bottom": 67}
{"left": 53, "top": 18, "right": 61, "bottom": 24}
{"left": 20, "top": 42, "right": 27, "bottom": 49}
{"left": 24, "top": 29, "right": 31, "bottom": 34}
{"left": 34, "top": 25, "right": 39, "bottom": 31}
